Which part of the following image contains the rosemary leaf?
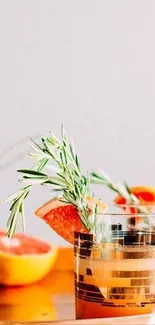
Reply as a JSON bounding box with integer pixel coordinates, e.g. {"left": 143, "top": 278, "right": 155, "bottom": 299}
{"left": 17, "top": 169, "right": 46, "bottom": 176}
{"left": 21, "top": 201, "right": 26, "bottom": 232}
{"left": 69, "top": 143, "right": 75, "bottom": 159}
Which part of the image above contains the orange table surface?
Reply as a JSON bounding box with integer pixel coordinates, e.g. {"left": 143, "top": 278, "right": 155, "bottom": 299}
{"left": 1, "top": 248, "right": 153, "bottom": 325}
{"left": 0, "top": 270, "right": 75, "bottom": 322}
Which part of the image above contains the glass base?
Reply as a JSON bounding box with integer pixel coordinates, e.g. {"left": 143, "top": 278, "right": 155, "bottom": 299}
{"left": 75, "top": 297, "right": 155, "bottom": 319}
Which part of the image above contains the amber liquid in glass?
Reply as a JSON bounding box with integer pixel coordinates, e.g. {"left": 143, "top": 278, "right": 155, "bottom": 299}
{"left": 75, "top": 232, "right": 155, "bottom": 319}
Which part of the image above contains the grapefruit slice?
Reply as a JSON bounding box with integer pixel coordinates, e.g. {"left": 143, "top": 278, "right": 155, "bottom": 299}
{"left": 114, "top": 186, "right": 155, "bottom": 229}
{"left": 0, "top": 230, "right": 58, "bottom": 286}
{"left": 35, "top": 197, "right": 107, "bottom": 244}
{"left": 114, "top": 186, "right": 155, "bottom": 206}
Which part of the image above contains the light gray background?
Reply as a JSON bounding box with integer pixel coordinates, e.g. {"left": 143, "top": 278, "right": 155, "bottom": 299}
{"left": 0, "top": 0, "right": 155, "bottom": 246}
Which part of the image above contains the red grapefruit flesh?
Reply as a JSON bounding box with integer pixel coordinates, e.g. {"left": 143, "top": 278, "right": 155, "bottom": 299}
{"left": 35, "top": 197, "right": 107, "bottom": 244}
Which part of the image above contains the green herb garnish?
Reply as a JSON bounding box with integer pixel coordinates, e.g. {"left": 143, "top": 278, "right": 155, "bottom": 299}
{"left": 4, "top": 126, "right": 95, "bottom": 237}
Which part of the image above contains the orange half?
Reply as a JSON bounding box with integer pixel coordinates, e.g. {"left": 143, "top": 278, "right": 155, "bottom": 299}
{"left": 0, "top": 230, "right": 58, "bottom": 286}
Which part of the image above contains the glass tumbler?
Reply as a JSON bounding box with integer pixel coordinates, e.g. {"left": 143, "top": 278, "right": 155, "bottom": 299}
{"left": 74, "top": 205, "right": 155, "bottom": 319}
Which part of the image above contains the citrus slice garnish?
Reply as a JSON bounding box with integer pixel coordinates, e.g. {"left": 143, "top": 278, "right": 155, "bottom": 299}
{"left": 115, "top": 186, "right": 155, "bottom": 206}
{"left": 35, "top": 197, "right": 107, "bottom": 244}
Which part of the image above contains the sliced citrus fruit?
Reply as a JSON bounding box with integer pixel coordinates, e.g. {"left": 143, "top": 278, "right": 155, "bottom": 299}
{"left": 0, "top": 230, "right": 58, "bottom": 286}
{"left": 35, "top": 196, "right": 107, "bottom": 244}
{"left": 114, "top": 186, "right": 155, "bottom": 229}
{"left": 114, "top": 186, "right": 155, "bottom": 206}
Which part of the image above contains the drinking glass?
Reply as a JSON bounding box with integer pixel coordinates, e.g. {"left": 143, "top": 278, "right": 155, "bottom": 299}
{"left": 74, "top": 205, "right": 155, "bottom": 319}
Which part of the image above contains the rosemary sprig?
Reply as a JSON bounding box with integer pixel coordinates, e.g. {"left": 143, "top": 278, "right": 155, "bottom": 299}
{"left": 5, "top": 126, "right": 95, "bottom": 237}
{"left": 5, "top": 185, "right": 32, "bottom": 237}
{"left": 90, "top": 170, "right": 149, "bottom": 214}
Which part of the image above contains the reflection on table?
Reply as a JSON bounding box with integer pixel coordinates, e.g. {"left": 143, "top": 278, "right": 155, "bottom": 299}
{"left": 0, "top": 270, "right": 75, "bottom": 322}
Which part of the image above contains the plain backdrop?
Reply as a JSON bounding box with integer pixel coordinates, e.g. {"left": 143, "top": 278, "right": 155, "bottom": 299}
{"left": 0, "top": 0, "right": 155, "bottom": 246}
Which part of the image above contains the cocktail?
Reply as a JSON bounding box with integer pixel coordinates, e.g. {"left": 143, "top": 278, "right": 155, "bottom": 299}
{"left": 74, "top": 207, "right": 155, "bottom": 319}
{"left": 4, "top": 126, "right": 155, "bottom": 320}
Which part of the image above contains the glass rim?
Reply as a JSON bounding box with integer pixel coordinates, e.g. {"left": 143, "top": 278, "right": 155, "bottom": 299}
{"left": 94, "top": 203, "right": 155, "bottom": 216}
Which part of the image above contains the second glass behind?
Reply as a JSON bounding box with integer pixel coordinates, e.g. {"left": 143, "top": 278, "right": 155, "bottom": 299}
{"left": 74, "top": 205, "right": 155, "bottom": 319}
